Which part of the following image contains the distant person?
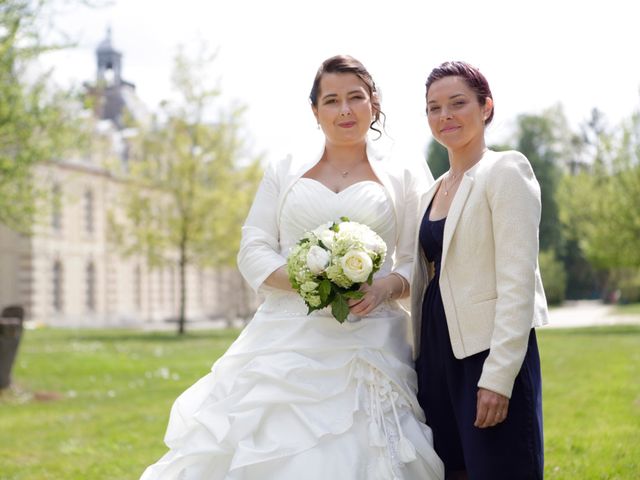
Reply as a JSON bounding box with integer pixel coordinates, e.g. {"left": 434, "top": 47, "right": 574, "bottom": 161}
{"left": 410, "top": 61, "right": 549, "bottom": 479}
{"left": 141, "top": 55, "right": 444, "bottom": 479}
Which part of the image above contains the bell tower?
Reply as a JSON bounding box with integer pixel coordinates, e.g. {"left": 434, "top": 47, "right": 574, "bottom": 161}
{"left": 96, "top": 27, "right": 122, "bottom": 86}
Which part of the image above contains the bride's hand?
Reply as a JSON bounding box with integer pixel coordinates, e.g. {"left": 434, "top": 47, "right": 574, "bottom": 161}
{"left": 347, "top": 281, "right": 388, "bottom": 317}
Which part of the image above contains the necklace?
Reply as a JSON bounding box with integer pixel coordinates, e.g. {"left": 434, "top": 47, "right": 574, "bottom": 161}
{"left": 442, "top": 148, "right": 488, "bottom": 195}
{"left": 442, "top": 171, "right": 462, "bottom": 196}
{"left": 323, "top": 155, "right": 366, "bottom": 178}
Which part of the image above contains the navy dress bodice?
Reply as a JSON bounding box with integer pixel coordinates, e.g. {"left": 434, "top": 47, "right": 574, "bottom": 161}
{"left": 417, "top": 204, "right": 448, "bottom": 371}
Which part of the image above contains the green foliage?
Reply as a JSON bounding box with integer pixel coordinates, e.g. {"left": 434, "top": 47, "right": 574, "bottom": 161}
{"left": 514, "top": 106, "right": 569, "bottom": 255}
{"left": 2, "top": 325, "right": 639, "bottom": 479}
{"left": 539, "top": 249, "right": 567, "bottom": 305}
{"left": 559, "top": 111, "right": 640, "bottom": 271}
{"left": 425, "top": 139, "right": 448, "bottom": 178}
{"left": 0, "top": 0, "right": 94, "bottom": 232}
{"left": 108, "top": 45, "right": 262, "bottom": 333}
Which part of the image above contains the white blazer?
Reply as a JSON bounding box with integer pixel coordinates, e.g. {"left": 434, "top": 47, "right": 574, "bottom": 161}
{"left": 410, "top": 150, "right": 549, "bottom": 398}
{"left": 238, "top": 139, "right": 433, "bottom": 294}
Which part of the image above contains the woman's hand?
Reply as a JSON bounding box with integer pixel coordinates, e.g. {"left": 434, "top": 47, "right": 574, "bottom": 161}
{"left": 347, "top": 281, "right": 388, "bottom": 317}
{"left": 347, "top": 273, "right": 405, "bottom": 317}
{"left": 474, "top": 388, "right": 509, "bottom": 428}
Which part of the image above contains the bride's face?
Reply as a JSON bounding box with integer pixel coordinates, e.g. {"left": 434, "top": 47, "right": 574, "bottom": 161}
{"left": 312, "top": 73, "right": 374, "bottom": 147}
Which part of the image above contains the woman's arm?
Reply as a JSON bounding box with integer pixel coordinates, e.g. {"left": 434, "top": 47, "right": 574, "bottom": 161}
{"left": 478, "top": 151, "right": 542, "bottom": 398}
{"left": 237, "top": 160, "right": 288, "bottom": 292}
{"left": 263, "top": 265, "right": 295, "bottom": 291}
{"left": 392, "top": 158, "right": 433, "bottom": 282}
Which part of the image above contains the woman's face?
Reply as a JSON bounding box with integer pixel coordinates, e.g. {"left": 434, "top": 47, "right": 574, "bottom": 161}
{"left": 426, "top": 75, "right": 492, "bottom": 151}
{"left": 313, "top": 72, "right": 374, "bottom": 147}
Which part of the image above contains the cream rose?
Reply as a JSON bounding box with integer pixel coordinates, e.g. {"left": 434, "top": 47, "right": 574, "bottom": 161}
{"left": 340, "top": 250, "right": 373, "bottom": 283}
{"left": 317, "top": 229, "right": 336, "bottom": 249}
{"left": 306, "top": 245, "right": 330, "bottom": 274}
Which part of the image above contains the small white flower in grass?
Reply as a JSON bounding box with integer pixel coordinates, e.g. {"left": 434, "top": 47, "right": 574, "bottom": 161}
{"left": 341, "top": 250, "right": 373, "bottom": 283}
{"left": 306, "top": 245, "right": 330, "bottom": 274}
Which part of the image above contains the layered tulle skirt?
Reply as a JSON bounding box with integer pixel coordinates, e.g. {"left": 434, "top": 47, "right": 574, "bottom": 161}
{"left": 141, "top": 292, "right": 443, "bottom": 479}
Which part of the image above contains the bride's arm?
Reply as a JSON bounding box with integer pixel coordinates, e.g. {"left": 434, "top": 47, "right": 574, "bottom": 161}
{"left": 237, "top": 160, "right": 289, "bottom": 292}
{"left": 393, "top": 159, "right": 433, "bottom": 283}
{"left": 264, "top": 266, "right": 295, "bottom": 291}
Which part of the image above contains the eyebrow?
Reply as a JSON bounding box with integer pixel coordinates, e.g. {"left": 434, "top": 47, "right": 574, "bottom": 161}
{"left": 427, "top": 93, "right": 466, "bottom": 104}
{"left": 320, "top": 89, "right": 366, "bottom": 101}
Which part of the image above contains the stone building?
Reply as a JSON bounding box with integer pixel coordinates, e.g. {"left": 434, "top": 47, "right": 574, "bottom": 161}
{"left": 0, "top": 31, "right": 256, "bottom": 327}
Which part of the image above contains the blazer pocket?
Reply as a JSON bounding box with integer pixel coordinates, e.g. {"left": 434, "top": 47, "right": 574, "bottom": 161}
{"left": 470, "top": 290, "right": 498, "bottom": 304}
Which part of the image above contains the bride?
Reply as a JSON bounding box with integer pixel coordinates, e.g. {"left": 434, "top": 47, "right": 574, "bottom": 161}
{"left": 140, "top": 55, "right": 444, "bottom": 480}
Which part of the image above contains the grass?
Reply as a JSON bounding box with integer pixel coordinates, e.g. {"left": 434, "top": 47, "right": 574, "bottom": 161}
{"left": 615, "top": 303, "right": 640, "bottom": 315}
{"left": 1, "top": 325, "right": 639, "bottom": 479}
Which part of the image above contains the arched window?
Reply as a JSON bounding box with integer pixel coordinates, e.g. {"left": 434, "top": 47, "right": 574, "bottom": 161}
{"left": 86, "top": 262, "right": 96, "bottom": 311}
{"left": 53, "top": 261, "right": 63, "bottom": 312}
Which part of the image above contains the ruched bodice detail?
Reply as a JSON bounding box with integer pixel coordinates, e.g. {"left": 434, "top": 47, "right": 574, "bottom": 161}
{"left": 279, "top": 179, "right": 396, "bottom": 275}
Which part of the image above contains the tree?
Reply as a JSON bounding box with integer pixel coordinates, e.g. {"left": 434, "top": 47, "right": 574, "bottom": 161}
{"left": 513, "top": 106, "right": 571, "bottom": 255}
{"left": 561, "top": 111, "right": 640, "bottom": 269}
{"left": 0, "top": 0, "right": 99, "bottom": 232}
{"left": 109, "top": 46, "right": 262, "bottom": 334}
{"left": 425, "top": 139, "right": 448, "bottom": 178}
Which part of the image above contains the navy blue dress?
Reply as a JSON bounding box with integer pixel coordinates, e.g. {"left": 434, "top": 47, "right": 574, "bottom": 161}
{"left": 415, "top": 204, "right": 544, "bottom": 479}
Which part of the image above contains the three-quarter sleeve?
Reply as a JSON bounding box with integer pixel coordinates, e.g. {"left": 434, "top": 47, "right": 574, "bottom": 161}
{"left": 237, "top": 160, "right": 288, "bottom": 292}
{"left": 477, "top": 152, "right": 541, "bottom": 398}
{"left": 393, "top": 159, "right": 433, "bottom": 283}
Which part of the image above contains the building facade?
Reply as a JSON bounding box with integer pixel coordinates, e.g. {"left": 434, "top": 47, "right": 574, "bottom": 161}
{"left": 0, "top": 31, "right": 257, "bottom": 327}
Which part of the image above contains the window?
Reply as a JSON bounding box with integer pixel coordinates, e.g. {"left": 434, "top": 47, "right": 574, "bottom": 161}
{"left": 86, "top": 262, "right": 96, "bottom": 311}
{"left": 52, "top": 183, "right": 62, "bottom": 232}
{"left": 84, "top": 189, "right": 94, "bottom": 234}
{"left": 53, "top": 261, "right": 63, "bottom": 312}
{"left": 134, "top": 265, "right": 142, "bottom": 310}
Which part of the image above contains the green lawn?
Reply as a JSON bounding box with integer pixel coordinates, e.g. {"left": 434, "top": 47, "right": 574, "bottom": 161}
{"left": 615, "top": 303, "right": 640, "bottom": 316}
{"left": 1, "top": 326, "right": 639, "bottom": 479}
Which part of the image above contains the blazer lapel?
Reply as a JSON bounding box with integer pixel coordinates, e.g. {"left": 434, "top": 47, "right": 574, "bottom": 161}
{"left": 441, "top": 175, "right": 474, "bottom": 269}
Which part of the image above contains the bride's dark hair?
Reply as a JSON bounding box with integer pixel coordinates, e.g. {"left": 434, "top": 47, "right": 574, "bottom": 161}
{"left": 309, "top": 55, "right": 386, "bottom": 138}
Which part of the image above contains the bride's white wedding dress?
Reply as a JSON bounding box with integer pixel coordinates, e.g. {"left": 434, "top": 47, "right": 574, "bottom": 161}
{"left": 141, "top": 178, "right": 444, "bottom": 479}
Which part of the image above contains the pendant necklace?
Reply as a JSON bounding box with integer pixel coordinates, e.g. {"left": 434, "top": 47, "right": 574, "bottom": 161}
{"left": 442, "top": 172, "right": 462, "bottom": 196}
{"left": 324, "top": 156, "right": 365, "bottom": 178}
{"left": 443, "top": 148, "right": 488, "bottom": 195}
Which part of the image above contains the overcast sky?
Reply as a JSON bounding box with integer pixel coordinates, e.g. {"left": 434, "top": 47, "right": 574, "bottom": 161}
{"left": 42, "top": 0, "right": 639, "bottom": 164}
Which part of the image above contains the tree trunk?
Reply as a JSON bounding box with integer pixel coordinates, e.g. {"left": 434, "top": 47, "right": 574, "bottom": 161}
{"left": 178, "top": 240, "right": 187, "bottom": 335}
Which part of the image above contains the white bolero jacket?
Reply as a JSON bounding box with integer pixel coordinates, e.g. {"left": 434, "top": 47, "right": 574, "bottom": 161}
{"left": 237, "top": 139, "right": 434, "bottom": 294}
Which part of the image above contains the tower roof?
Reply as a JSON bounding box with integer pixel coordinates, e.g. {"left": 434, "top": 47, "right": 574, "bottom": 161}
{"left": 96, "top": 27, "right": 119, "bottom": 54}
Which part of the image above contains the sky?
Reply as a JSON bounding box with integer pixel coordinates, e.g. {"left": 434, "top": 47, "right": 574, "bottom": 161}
{"left": 42, "top": 0, "right": 639, "bottom": 165}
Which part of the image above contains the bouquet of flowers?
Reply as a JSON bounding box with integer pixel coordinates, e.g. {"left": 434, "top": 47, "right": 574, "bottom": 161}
{"left": 286, "top": 217, "right": 387, "bottom": 323}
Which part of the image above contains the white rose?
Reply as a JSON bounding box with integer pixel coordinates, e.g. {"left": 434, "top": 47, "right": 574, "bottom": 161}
{"left": 341, "top": 250, "right": 373, "bottom": 283}
{"left": 306, "top": 245, "right": 330, "bottom": 274}
{"left": 317, "top": 229, "right": 335, "bottom": 249}
{"left": 363, "top": 232, "right": 386, "bottom": 255}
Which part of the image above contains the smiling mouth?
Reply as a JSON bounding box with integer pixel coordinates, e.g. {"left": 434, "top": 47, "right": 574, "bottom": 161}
{"left": 441, "top": 126, "right": 460, "bottom": 133}
{"left": 338, "top": 121, "right": 356, "bottom": 128}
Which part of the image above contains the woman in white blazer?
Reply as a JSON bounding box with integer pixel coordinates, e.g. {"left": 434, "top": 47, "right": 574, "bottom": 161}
{"left": 411, "top": 61, "right": 548, "bottom": 480}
